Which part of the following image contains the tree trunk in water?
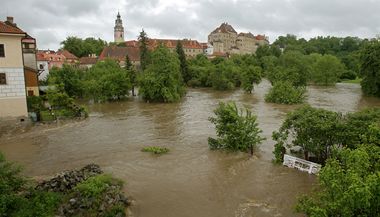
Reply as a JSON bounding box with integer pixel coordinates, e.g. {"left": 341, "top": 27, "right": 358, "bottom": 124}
{"left": 304, "top": 151, "right": 309, "bottom": 161}
{"left": 132, "top": 86, "right": 135, "bottom": 96}
{"left": 250, "top": 145, "right": 253, "bottom": 156}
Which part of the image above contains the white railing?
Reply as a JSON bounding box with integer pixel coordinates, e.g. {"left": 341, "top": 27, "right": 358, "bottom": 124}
{"left": 283, "top": 154, "right": 322, "bottom": 174}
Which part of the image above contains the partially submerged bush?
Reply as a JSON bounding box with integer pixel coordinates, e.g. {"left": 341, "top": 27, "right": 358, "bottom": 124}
{"left": 265, "top": 81, "right": 306, "bottom": 104}
{"left": 208, "top": 102, "right": 265, "bottom": 155}
{"left": 141, "top": 146, "right": 170, "bottom": 154}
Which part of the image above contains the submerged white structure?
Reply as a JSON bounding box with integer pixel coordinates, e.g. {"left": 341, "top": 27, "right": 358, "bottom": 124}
{"left": 283, "top": 154, "right": 322, "bottom": 174}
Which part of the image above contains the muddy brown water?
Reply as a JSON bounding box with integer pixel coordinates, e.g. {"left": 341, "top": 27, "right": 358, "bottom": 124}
{"left": 1, "top": 80, "right": 380, "bottom": 217}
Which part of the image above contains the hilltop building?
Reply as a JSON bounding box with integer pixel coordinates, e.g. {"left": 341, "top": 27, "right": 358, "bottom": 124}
{"left": 114, "top": 12, "right": 124, "bottom": 43}
{"left": 208, "top": 22, "right": 269, "bottom": 55}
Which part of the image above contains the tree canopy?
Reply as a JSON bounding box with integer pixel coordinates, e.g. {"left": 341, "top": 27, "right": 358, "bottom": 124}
{"left": 208, "top": 102, "right": 265, "bottom": 155}
{"left": 138, "top": 45, "right": 185, "bottom": 102}
{"left": 60, "top": 36, "right": 107, "bottom": 58}
{"left": 360, "top": 39, "right": 380, "bottom": 96}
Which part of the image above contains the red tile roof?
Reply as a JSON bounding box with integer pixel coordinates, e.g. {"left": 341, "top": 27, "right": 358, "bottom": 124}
{"left": 57, "top": 50, "right": 78, "bottom": 60}
{"left": 255, "top": 35, "right": 268, "bottom": 41}
{"left": 0, "top": 21, "right": 25, "bottom": 35}
{"left": 79, "top": 57, "right": 98, "bottom": 65}
{"left": 99, "top": 46, "right": 140, "bottom": 62}
{"left": 36, "top": 50, "right": 66, "bottom": 62}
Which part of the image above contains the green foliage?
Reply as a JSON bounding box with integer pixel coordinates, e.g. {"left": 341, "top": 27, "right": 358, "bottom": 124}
{"left": 141, "top": 146, "right": 170, "bottom": 154}
{"left": 272, "top": 131, "right": 287, "bottom": 164}
{"left": 0, "top": 152, "right": 26, "bottom": 216}
{"left": 311, "top": 54, "right": 345, "bottom": 85}
{"left": 0, "top": 152, "right": 61, "bottom": 217}
{"left": 13, "top": 191, "right": 61, "bottom": 217}
{"left": 176, "top": 40, "right": 190, "bottom": 83}
{"left": 60, "top": 36, "right": 107, "bottom": 58}
{"left": 241, "top": 66, "right": 262, "bottom": 93}
{"left": 273, "top": 105, "right": 344, "bottom": 163}
{"left": 265, "top": 81, "right": 306, "bottom": 104}
{"left": 273, "top": 106, "right": 380, "bottom": 164}
{"left": 138, "top": 29, "right": 151, "bottom": 71}
{"left": 340, "top": 70, "right": 357, "bottom": 81}
{"left": 84, "top": 59, "right": 131, "bottom": 101}
{"left": 296, "top": 145, "right": 380, "bottom": 217}
{"left": 48, "top": 64, "right": 84, "bottom": 98}
{"left": 342, "top": 108, "right": 380, "bottom": 148}
{"left": 208, "top": 102, "right": 265, "bottom": 154}
{"left": 139, "top": 45, "right": 185, "bottom": 102}
{"left": 27, "top": 96, "right": 44, "bottom": 112}
{"left": 75, "top": 174, "right": 116, "bottom": 198}
{"left": 360, "top": 39, "right": 380, "bottom": 97}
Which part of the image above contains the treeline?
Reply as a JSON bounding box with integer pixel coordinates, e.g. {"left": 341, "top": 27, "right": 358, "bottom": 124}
{"left": 53, "top": 33, "right": 380, "bottom": 104}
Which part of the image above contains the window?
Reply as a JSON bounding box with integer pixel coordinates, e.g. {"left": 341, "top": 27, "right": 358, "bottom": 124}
{"left": 0, "top": 44, "right": 4, "bottom": 57}
{"left": 28, "top": 90, "right": 34, "bottom": 96}
{"left": 0, "top": 73, "right": 6, "bottom": 85}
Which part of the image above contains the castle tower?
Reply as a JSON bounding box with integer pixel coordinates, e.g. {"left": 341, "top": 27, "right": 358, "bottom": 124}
{"left": 114, "top": 12, "right": 124, "bottom": 43}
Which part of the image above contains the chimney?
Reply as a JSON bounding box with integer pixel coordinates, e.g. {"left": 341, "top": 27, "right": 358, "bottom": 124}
{"left": 6, "top": 16, "right": 14, "bottom": 24}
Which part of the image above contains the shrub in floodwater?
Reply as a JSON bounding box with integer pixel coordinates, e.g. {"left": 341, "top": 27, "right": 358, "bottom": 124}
{"left": 141, "top": 146, "right": 170, "bottom": 154}
{"left": 265, "top": 81, "right": 306, "bottom": 104}
{"left": 208, "top": 101, "right": 265, "bottom": 155}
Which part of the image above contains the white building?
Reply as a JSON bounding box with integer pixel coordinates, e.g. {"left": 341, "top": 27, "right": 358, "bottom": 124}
{"left": 0, "top": 17, "right": 28, "bottom": 118}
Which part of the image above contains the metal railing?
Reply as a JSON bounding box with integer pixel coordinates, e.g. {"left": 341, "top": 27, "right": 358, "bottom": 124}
{"left": 283, "top": 154, "right": 322, "bottom": 174}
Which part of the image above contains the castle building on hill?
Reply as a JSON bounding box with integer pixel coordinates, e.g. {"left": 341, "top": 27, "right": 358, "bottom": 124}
{"left": 208, "top": 22, "right": 269, "bottom": 55}
{"left": 114, "top": 12, "right": 124, "bottom": 43}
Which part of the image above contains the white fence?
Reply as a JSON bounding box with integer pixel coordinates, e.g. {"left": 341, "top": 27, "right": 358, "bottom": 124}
{"left": 283, "top": 154, "right": 322, "bottom": 174}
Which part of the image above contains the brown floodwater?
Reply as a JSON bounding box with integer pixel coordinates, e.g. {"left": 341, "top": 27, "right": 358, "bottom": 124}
{"left": 1, "top": 80, "right": 380, "bottom": 217}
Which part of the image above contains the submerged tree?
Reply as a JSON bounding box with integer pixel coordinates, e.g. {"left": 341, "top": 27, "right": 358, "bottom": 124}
{"left": 360, "top": 39, "right": 380, "bottom": 97}
{"left": 138, "top": 45, "right": 185, "bottom": 102}
{"left": 138, "top": 29, "right": 150, "bottom": 71}
{"left": 125, "top": 55, "right": 137, "bottom": 96}
{"left": 208, "top": 102, "right": 265, "bottom": 155}
{"left": 272, "top": 105, "right": 343, "bottom": 163}
{"left": 176, "top": 40, "right": 190, "bottom": 84}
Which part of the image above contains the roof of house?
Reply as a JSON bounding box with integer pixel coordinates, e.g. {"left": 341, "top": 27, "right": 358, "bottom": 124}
{"left": 79, "top": 56, "right": 98, "bottom": 65}
{"left": 99, "top": 46, "right": 140, "bottom": 62}
{"left": 238, "top": 32, "right": 255, "bottom": 38}
{"left": 36, "top": 50, "right": 66, "bottom": 62}
{"left": 57, "top": 50, "right": 78, "bottom": 60}
{"left": 0, "top": 21, "right": 25, "bottom": 35}
{"left": 255, "top": 34, "right": 268, "bottom": 41}
{"left": 211, "top": 22, "right": 237, "bottom": 34}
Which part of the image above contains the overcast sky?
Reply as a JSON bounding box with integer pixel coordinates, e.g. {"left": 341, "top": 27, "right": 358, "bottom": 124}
{"left": 1, "top": 0, "right": 380, "bottom": 50}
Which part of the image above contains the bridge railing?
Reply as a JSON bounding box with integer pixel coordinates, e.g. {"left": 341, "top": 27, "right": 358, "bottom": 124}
{"left": 283, "top": 154, "right": 322, "bottom": 174}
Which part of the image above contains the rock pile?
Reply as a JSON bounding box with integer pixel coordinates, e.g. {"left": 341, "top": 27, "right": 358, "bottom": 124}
{"left": 36, "top": 164, "right": 103, "bottom": 192}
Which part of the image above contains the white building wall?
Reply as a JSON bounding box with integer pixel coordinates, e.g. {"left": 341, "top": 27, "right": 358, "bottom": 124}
{"left": 0, "top": 67, "right": 27, "bottom": 117}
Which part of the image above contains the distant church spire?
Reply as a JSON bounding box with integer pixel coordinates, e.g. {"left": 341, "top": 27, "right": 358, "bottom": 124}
{"left": 114, "top": 12, "right": 124, "bottom": 43}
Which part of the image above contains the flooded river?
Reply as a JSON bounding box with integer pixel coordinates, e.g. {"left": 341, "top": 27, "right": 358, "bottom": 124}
{"left": 1, "top": 80, "right": 380, "bottom": 217}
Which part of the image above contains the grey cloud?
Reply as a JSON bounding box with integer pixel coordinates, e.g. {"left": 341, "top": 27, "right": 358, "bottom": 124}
{"left": 1, "top": 0, "right": 379, "bottom": 50}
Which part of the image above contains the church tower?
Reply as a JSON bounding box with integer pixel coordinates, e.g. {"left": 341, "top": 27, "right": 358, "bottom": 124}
{"left": 114, "top": 12, "right": 124, "bottom": 43}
